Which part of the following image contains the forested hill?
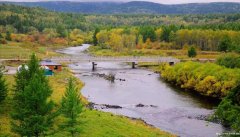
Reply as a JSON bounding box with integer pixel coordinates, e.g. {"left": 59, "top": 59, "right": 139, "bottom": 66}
{"left": 1, "top": 1, "right": 240, "bottom": 14}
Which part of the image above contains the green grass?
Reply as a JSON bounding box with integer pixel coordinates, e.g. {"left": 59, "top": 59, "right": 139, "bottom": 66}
{"left": 88, "top": 46, "right": 221, "bottom": 59}
{"left": 52, "top": 109, "right": 173, "bottom": 137}
{"left": 0, "top": 68, "right": 175, "bottom": 137}
{"left": 0, "top": 42, "right": 61, "bottom": 59}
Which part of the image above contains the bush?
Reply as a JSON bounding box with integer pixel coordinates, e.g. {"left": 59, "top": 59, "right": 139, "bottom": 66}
{"left": 0, "top": 38, "right": 7, "bottom": 44}
{"left": 215, "top": 84, "right": 240, "bottom": 131}
{"left": 216, "top": 53, "right": 240, "bottom": 68}
{"left": 159, "top": 62, "right": 240, "bottom": 98}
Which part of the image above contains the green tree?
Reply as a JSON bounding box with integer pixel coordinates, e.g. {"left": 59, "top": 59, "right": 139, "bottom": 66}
{"left": 161, "top": 26, "right": 171, "bottom": 42}
{"left": 0, "top": 33, "right": 3, "bottom": 38}
{"left": 216, "top": 53, "right": 240, "bottom": 68}
{"left": 6, "top": 31, "right": 11, "bottom": 41}
{"left": 11, "top": 54, "right": 55, "bottom": 136}
{"left": 0, "top": 65, "right": 7, "bottom": 103}
{"left": 60, "top": 78, "right": 83, "bottom": 137}
{"left": 139, "top": 26, "right": 156, "bottom": 43}
{"left": 218, "top": 36, "right": 231, "bottom": 52}
{"left": 215, "top": 84, "right": 240, "bottom": 131}
{"left": 57, "top": 25, "right": 67, "bottom": 38}
{"left": 188, "top": 46, "right": 197, "bottom": 58}
{"left": 93, "top": 28, "right": 100, "bottom": 46}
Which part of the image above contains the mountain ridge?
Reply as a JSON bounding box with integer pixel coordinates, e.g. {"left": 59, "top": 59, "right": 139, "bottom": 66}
{"left": 1, "top": 1, "right": 240, "bottom": 14}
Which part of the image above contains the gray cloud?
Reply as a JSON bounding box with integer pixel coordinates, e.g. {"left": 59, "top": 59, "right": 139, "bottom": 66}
{"left": 0, "top": 0, "right": 239, "bottom": 4}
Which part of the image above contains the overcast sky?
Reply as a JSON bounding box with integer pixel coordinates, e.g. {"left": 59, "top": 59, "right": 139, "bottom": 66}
{"left": 0, "top": 0, "right": 239, "bottom": 4}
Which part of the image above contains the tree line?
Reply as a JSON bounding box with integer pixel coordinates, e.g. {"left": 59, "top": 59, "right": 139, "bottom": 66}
{"left": 93, "top": 26, "right": 240, "bottom": 52}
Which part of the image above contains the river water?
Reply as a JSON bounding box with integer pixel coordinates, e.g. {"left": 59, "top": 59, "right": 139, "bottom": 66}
{"left": 57, "top": 44, "right": 226, "bottom": 137}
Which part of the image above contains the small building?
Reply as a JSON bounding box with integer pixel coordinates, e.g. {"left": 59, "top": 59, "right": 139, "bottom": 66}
{"left": 40, "top": 60, "right": 62, "bottom": 72}
{"left": 41, "top": 66, "right": 53, "bottom": 76}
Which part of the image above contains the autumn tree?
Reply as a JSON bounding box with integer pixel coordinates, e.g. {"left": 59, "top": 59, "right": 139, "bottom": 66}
{"left": 96, "top": 30, "right": 109, "bottom": 46}
{"left": 60, "top": 78, "right": 83, "bottom": 137}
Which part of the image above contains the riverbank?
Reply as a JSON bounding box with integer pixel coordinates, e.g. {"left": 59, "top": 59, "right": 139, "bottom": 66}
{"left": 149, "top": 62, "right": 240, "bottom": 99}
{"left": 88, "top": 46, "right": 220, "bottom": 59}
{"left": 0, "top": 41, "right": 67, "bottom": 60}
{"left": 0, "top": 67, "right": 175, "bottom": 137}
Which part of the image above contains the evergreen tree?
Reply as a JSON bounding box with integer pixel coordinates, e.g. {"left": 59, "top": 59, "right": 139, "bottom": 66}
{"left": 6, "top": 31, "right": 11, "bottom": 41}
{"left": 139, "top": 26, "right": 156, "bottom": 43}
{"left": 57, "top": 25, "right": 67, "bottom": 38}
{"left": 60, "top": 78, "right": 83, "bottom": 137}
{"left": 11, "top": 54, "right": 55, "bottom": 136}
{"left": 218, "top": 36, "right": 231, "bottom": 52}
{"left": 161, "top": 26, "right": 171, "bottom": 42}
{"left": 188, "top": 47, "right": 197, "bottom": 58}
{"left": 0, "top": 65, "right": 7, "bottom": 103}
{"left": 93, "top": 28, "right": 100, "bottom": 46}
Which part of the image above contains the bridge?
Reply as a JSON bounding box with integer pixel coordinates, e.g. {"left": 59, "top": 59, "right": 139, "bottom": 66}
{"left": 0, "top": 56, "right": 180, "bottom": 70}
{"left": 50, "top": 56, "right": 180, "bottom": 70}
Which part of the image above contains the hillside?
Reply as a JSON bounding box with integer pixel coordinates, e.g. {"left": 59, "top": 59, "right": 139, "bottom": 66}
{"left": 1, "top": 1, "right": 240, "bottom": 14}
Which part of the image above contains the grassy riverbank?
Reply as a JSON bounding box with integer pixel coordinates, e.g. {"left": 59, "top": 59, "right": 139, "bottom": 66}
{"left": 0, "top": 68, "right": 175, "bottom": 137}
{"left": 0, "top": 42, "right": 64, "bottom": 59}
{"left": 155, "top": 62, "right": 240, "bottom": 98}
{"left": 88, "top": 46, "right": 220, "bottom": 59}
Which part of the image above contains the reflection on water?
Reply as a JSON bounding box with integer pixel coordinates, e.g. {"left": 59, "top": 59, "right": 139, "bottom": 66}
{"left": 58, "top": 44, "right": 226, "bottom": 137}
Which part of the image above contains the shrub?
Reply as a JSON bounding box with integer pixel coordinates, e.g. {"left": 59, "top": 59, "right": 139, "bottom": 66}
{"left": 216, "top": 53, "right": 240, "bottom": 68}
{"left": 160, "top": 62, "right": 240, "bottom": 98}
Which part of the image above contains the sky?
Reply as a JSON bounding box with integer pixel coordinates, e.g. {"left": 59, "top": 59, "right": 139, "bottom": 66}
{"left": 0, "top": 0, "right": 239, "bottom": 4}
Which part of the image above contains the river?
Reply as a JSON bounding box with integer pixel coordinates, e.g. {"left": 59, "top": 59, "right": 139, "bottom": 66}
{"left": 57, "top": 44, "right": 226, "bottom": 137}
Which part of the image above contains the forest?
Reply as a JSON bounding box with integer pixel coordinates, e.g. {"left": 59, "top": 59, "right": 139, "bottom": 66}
{"left": 0, "top": 3, "right": 240, "bottom": 136}
{"left": 1, "top": 4, "right": 240, "bottom": 52}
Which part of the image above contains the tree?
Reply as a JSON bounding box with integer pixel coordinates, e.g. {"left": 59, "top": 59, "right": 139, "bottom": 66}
{"left": 57, "top": 25, "right": 67, "bottom": 38}
{"left": 93, "top": 28, "right": 100, "bottom": 46}
{"left": 216, "top": 53, "right": 240, "bottom": 68}
{"left": 109, "top": 33, "right": 123, "bottom": 52}
{"left": 215, "top": 84, "right": 240, "bottom": 131}
{"left": 11, "top": 54, "right": 55, "bottom": 136}
{"left": 0, "top": 33, "right": 3, "bottom": 38}
{"left": 0, "top": 65, "right": 7, "bottom": 103}
{"left": 188, "top": 46, "right": 197, "bottom": 58}
{"left": 60, "top": 78, "right": 83, "bottom": 137}
{"left": 6, "top": 31, "right": 11, "bottom": 41}
{"left": 161, "top": 26, "right": 171, "bottom": 42}
{"left": 139, "top": 26, "right": 156, "bottom": 43}
{"left": 218, "top": 36, "right": 231, "bottom": 52}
